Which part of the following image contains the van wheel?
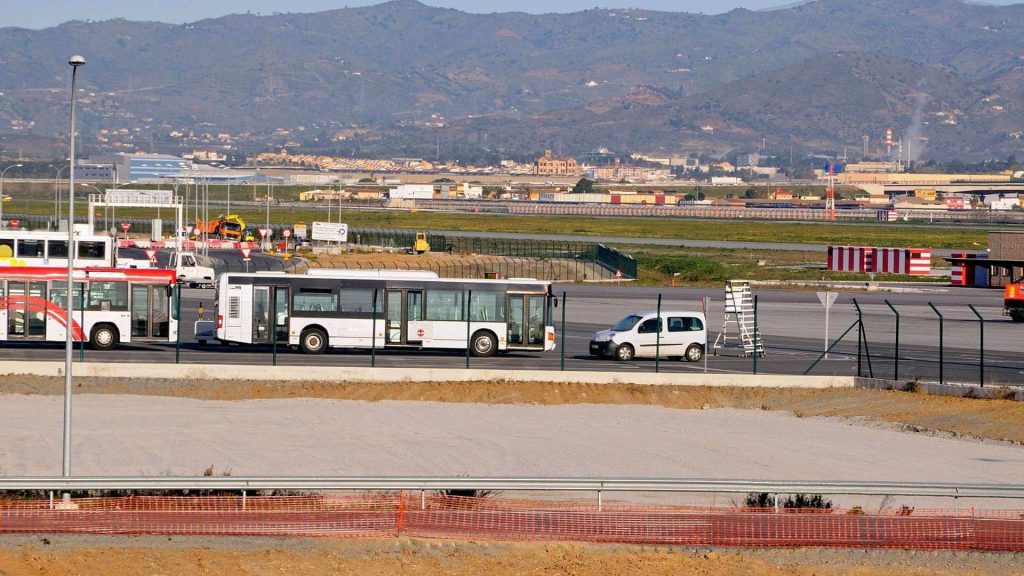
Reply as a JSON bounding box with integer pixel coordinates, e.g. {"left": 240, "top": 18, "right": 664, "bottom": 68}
{"left": 685, "top": 344, "right": 704, "bottom": 362}
{"left": 300, "top": 329, "right": 327, "bottom": 355}
{"left": 90, "top": 325, "right": 118, "bottom": 351}
{"left": 615, "top": 343, "right": 635, "bottom": 361}
{"left": 470, "top": 331, "right": 497, "bottom": 357}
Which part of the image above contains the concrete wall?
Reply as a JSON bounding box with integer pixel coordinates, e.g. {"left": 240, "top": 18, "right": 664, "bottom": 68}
{"left": 0, "top": 361, "right": 853, "bottom": 389}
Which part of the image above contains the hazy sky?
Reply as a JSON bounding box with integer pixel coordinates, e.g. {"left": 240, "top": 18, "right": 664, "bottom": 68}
{"left": 6, "top": 0, "right": 1018, "bottom": 29}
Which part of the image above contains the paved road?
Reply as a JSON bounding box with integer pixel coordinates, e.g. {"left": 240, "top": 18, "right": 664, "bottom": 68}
{"left": 4, "top": 282, "right": 1018, "bottom": 386}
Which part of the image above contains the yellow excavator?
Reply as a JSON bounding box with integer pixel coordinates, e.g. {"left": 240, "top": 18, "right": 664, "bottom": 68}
{"left": 413, "top": 232, "right": 431, "bottom": 254}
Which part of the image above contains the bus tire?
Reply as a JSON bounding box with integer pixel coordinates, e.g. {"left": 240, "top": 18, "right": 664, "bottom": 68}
{"left": 615, "top": 343, "right": 635, "bottom": 361}
{"left": 1010, "top": 309, "right": 1024, "bottom": 323}
{"left": 470, "top": 331, "right": 497, "bottom": 357}
{"left": 685, "top": 344, "right": 705, "bottom": 362}
{"left": 300, "top": 328, "right": 327, "bottom": 355}
{"left": 90, "top": 324, "right": 118, "bottom": 351}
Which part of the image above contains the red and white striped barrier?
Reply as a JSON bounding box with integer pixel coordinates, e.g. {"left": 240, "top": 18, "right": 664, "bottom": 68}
{"left": 828, "top": 246, "right": 932, "bottom": 276}
{"left": 119, "top": 240, "right": 258, "bottom": 250}
{"left": 827, "top": 246, "right": 872, "bottom": 273}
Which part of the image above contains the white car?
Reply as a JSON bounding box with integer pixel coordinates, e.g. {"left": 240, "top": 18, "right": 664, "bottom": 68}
{"left": 589, "top": 310, "right": 706, "bottom": 362}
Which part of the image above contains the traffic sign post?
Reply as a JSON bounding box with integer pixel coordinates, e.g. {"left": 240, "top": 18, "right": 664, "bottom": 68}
{"left": 9, "top": 218, "right": 19, "bottom": 229}
{"left": 145, "top": 248, "right": 158, "bottom": 264}
{"left": 241, "top": 247, "right": 252, "bottom": 272}
{"left": 817, "top": 291, "right": 839, "bottom": 359}
{"left": 282, "top": 228, "right": 292, "bottom": 251}
{"left": 121, "top": 221, "right": 131, "bottom": 242}
{"left": 258, "top": 227, "right": 269, "bottom": 252}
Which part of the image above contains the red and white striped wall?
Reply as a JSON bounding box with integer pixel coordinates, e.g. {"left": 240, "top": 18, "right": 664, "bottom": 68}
{"left": 828, "top": 246, "right": 932, "bottom": 276}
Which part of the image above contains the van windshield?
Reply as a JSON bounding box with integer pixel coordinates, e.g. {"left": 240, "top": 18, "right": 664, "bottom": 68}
{"left": 612, "top": 315, "right": 642, "bottom": 331}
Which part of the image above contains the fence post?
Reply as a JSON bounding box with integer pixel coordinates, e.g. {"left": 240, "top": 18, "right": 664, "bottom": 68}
{"left": 884, "top": 300, "right": 899, "bottom": 384}
{"left": 175, "top": 283, "right": 182, "bottom": 364}
{"left": 655, "top": 293, "right": 662, "bottom": 373}
{"left": 752, "top": 295, "right": 758, "bottom": 374}
{"left": 465, "top": 289, "right": 471, "bottom": 369}
{"left": 371, "top": 288, "right": 377, "bottom": 368}
{"left": 852, "top": 298, "right": 874, "bottom": 378}
{"left": 560, "top": 291, "right": 567, "bottom": 372}
{"left": 271, "top": 295, "right": 278, "bottom": 366}
{"left": 853, "top": 298, "right": 862, "bottom": 377}
{"left": 928, "top": 302, "right": 944, "bottom": 385}
{"left": 968, "top": 304, "right": 983, "bottom": 387}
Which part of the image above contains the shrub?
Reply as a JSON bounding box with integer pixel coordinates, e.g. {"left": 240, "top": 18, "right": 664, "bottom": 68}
{"left": 744, "top": 492, "right": 832, "bottom": 510}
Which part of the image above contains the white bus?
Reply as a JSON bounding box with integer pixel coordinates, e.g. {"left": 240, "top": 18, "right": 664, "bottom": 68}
{"left": 0, "top": 266, "right": 178, "bottom": 350}
{"left": 215, "top": 271, "right": 556, "bottom": 356}
{"left": 0, "top": 229, "right": 113, "bottom": 268}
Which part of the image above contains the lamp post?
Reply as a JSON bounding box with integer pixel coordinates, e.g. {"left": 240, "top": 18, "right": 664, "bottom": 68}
{"left": 0, "top": 163, "right": 23, "bottom": 228}
{"left": 64, "top": 54, "right": 85, "bottom": 481}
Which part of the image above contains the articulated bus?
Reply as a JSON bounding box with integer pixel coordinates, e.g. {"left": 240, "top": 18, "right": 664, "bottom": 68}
{"left": 215, "top": 271, "right": 556, "bottom": 356}
{"left": 0, "top": 267, "right": 178, "bottom": 350}
{"left": 0, "top": 229, "right": 113, "bottom": 268}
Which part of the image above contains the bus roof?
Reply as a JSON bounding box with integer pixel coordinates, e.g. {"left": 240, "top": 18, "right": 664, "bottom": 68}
{"left": 222, "top": 271, "right": 549, "bottom": 287}
{"left": 0, "top": 266, "right": 177, "bottom": 284}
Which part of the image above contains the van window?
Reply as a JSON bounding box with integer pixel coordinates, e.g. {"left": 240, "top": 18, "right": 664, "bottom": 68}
{"left": 612, "top": 315, "right": 642, "bottom": 331}
{"left": 637, "top": 318, "right": 662, "bottom": 334}
{"left": 668, "top": 316, "right": 703, "bottom": 332}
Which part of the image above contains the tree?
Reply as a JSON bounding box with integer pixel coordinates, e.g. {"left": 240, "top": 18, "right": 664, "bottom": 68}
{"left": 572, "top": 178, "right": 594, "bottom": 194}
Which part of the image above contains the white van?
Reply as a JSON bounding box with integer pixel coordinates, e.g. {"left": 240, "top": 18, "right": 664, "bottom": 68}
{"left": 589, "top": 310, "right": 706, "bottom": 362}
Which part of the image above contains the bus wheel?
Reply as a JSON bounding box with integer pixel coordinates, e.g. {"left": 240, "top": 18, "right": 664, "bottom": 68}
{"left": 470, "top": 331, "right": 497, "bottom": 357}
{"left": 300, "top": 329, "right": 327, "bottom": 355}
{"left": 90, "top": 325, "right": 118, "bottom": 351}
{"left": 1010, "top": 309, "right": 1024, "bottom": 323}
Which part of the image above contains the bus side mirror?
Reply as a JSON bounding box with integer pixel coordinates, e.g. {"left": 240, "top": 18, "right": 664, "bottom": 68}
{"left": 166, "top": 285, "right": 174, "bottom": 298}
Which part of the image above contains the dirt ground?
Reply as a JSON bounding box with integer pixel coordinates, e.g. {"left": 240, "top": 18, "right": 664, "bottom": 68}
{"left": 0, "top": 536, "right": 1020, "bottom": 576}
{"left": 3, "top": 376, "right": 1022, "bottom": 444}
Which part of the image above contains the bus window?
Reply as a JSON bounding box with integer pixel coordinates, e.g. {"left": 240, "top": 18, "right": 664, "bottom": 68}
{"left": 294, "top": 288, "right": 338, "bottom": 314}
{"left": 48, "top": 281, "right": 85, "bottom": 309}
{"left": 426, "top": 290, "right": 463, "bottom": 321}
{"left": 470, "top": 291, "right": 505, "bottom": 322}
{"left": 78, "top": 241, "right": 107, "bottom": 260}
{"left": 338, "top": 289, "right": 377, "bottom": 316}
{"left": 48, "top": 240, "right": 69, "bottom": 258}
{"left": 16, "top": 240, "right": 43, "bottom": 258}
{"left": 0, "top": 238, "right": 12, "bottom": 258}
{"left": 87, "top": 282, "right": 129, "bottom": 311}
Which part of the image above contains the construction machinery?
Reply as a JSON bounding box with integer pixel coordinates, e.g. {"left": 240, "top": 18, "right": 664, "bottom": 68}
{"left": 413, "top": 232, "right": 431, "bottom": 254}
{"left": 196, "top": 214, "right": 246, "bottom": 241}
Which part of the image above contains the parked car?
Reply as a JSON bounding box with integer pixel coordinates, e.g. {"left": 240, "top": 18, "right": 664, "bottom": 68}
{"left": 589, "top": 310, "right": 706, "bottom": 362}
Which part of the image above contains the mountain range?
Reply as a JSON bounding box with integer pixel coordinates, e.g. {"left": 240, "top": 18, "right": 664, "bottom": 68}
{"left": 1, "top": 0, "right": 1023, "bottom": 161}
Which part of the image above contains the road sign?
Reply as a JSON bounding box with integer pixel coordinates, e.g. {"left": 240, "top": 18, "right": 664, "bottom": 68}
{"left": 817, "top": 291, "right": 839, "bottom": 359}
{"left": 121, "top": 222, "right": 131, "bottom": 232}
{"left": 9, "top": 218, "right": 19, "bottom": 228}
{"left": 282, "top": 229, "right": 292, "bottom": 238}
{"left": 145, "top": 249, "right": 157, "bottom": 263}
{"left": 241, "top": 247, "right": 252, "bottom": 260}
{"left": 185, "top": 225, "right": 194, "bottom": 236}
{"left": 258, "top": 227, "right": 269, "bottom": 238}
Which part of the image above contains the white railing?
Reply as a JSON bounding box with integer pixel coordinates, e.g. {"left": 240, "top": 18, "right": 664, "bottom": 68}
{"left": 2, "top": 477, "right": 1023, "bottom": 499}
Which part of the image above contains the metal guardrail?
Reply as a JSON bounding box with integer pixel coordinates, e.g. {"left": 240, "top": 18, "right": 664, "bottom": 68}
{"left": 2, "top": 477, "right": 1023, "bottom": 499}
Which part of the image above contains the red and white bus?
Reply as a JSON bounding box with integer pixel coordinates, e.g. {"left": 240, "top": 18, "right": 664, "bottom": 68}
{"left": 0, "top": 267, "right": 178, "bottom": 350}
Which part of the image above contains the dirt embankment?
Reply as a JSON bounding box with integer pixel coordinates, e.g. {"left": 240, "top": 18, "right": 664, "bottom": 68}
{"left": 3, "top": 376, "right": 1022, "bottom": 445}
{"left": 0, "top": 537, "right": 1019, "bottom": 576}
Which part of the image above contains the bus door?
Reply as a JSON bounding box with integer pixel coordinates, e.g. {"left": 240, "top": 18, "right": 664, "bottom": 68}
{"left": 6, "top": 281, "right": 47, "bottom": 340}
{"left": 507, "top": 294, "right": 546, "bottom": 349}
{"left": 131, "top": 284, "right": 171, "bottom": 339}
{"left": 274, "top": 286, "right": 289, "bottom": 343}
{"left": 252, "top": 286, "right": 271, "bottom": 343}
{"left": 385, "top": 289, "right": 423, "bottom": 345}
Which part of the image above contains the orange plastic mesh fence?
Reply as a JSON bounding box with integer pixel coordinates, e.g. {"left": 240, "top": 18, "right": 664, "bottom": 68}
{"left": 1, "top": 494, "right": 1022, "bottom": 550}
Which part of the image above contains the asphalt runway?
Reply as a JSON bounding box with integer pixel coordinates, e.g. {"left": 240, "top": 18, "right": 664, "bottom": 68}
{"left": 3, "top": 272, "right": 1019, "bottom": 385}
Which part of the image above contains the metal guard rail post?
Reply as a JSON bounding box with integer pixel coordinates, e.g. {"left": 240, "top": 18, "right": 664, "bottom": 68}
{"left": 3, "top": 477, "right": 1024, "bottom": 499}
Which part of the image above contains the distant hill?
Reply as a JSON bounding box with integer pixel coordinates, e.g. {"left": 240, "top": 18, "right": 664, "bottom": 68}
{"left": 1, "top": 0, "right": 1023, "bottom": 160}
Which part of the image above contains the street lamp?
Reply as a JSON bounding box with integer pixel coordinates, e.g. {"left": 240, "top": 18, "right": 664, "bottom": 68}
{"left": 0, "top": 163, "right": 23, "bottom": 228}
{"left": 64, "top": 54, "right": 84, "bottom": 482}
